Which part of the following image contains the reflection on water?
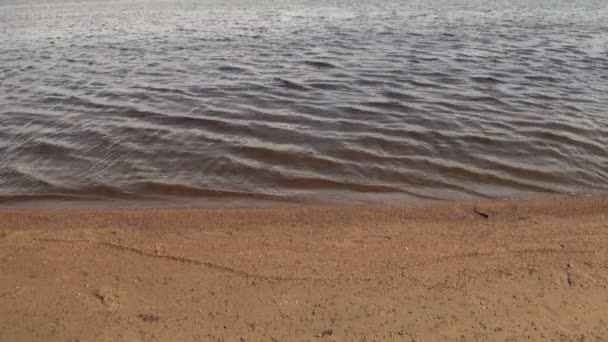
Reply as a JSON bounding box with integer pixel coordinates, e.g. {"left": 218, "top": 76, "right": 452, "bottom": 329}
{"left": 1, "top": 0, "right": 607, "bottom": 205}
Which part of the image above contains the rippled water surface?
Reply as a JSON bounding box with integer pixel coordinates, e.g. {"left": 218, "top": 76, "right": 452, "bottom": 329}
{"left": 1, "top": 0, "right": 608, "bottom": 205}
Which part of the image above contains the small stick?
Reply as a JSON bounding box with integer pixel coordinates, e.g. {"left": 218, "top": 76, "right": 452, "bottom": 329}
{"left": 473, "top": 208, "right": 489, "bottom": 219}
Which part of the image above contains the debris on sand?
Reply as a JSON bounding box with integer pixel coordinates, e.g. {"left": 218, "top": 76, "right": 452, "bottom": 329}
{"left": 567, "top": 262, "right": 575, "bottom": 287}
{"left": 473, "top": 208, "right": 489, "bottom": 219}
{"left": 92, "top": 287, "right": 120, "bottom": 309}
{"left": 567, "top": 273, "right": 575, "bottom": 287}
{"left": 317, "top": 329, "right": 333, "bottom": 337}
{"left": 138, "top": 313, "right": 160, "bottom": 323}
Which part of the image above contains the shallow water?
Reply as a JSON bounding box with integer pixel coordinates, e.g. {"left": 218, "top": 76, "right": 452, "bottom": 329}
{"left": 1, "top": 0, "right": 608, "bottom": 205}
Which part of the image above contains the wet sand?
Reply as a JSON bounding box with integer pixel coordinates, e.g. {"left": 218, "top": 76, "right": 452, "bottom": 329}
{"left": 1, "top": 196, "right": 607, "bottom": 341}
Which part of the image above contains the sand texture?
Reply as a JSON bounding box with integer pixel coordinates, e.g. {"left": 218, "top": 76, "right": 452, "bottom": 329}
{"left": 1, "top": 196, "right": 608, "bottom": 341}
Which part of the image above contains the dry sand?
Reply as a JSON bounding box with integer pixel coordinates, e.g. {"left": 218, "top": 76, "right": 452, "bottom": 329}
{"left": 1, "top": 196, "right": 607, "bottom": 341}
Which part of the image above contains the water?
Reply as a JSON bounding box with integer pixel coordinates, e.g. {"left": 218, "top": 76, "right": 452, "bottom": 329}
{"left": 1, "top": 0, "right": 608, "bottom": 206}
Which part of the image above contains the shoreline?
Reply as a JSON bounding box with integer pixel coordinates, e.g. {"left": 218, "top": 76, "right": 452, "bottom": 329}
{"left": 0, "top": 191, "right": 599, "bottom": 210}
{"left": 2, "top": 195, "right": 608, "bottom": 340}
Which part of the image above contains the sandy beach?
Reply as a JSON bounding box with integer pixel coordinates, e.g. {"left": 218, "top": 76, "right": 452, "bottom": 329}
{"left": 1, "top": 196, "right": 607, "bottom": 341}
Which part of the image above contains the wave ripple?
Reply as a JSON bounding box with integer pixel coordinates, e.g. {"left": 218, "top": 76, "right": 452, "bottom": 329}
{"left": 1, "top": 0, "right": 608, "bottom": 205}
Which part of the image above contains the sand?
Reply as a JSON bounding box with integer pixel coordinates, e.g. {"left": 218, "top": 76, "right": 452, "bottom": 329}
{"left": 1, "top": 196, "right": 607, "bottom": 341}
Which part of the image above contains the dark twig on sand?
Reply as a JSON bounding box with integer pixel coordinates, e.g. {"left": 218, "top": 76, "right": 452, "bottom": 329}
{"left": 473, "top": 208, "right": 489, "bottom": 219}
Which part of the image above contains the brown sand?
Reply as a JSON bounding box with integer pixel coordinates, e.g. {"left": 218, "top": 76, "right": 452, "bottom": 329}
{"left": 1, "top": 196, "right": 607, "bottom": 341}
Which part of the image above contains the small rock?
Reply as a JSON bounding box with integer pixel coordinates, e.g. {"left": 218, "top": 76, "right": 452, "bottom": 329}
{"left": 567, "top": 273, "right": 575, "bottom": 287}
{"left": 137, "top": 313, "right": 160, "bottom": 323}
{"left": 92, "top": 287, "right": 120, "bottom": 308}
{"left": 317, "top": 329, "right": 333, "bottom": 337}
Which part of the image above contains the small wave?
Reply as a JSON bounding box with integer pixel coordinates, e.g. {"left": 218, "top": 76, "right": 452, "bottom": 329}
{"left": 303, "top": 60, "right": 338, "bottom": 69}
{"left": 524, "top": 75, "right": 562, "bottom": 83}
{"left": 0, "top": 183, "right": 283, "bottom": 203}
{"left": 414, "top": 158, "right": 562, "bottom": 194}
{"left": 405, "top": 79, "right": 441, "bottom": 88}
{"left": 217, "top": 65, "right": 252, "bottom": 74}
{"left": 26, "top": 139, "right": 75, "bottom": 157}
{"left": 0, "top": 186, "right": 139, "bottom": 202}
{"left": 276, "top": 176, "right": 402, "bottom": 193}
{"left": 379, "top": 90, "right": 418, "bottom": 102}
{"left": 274, "top": 77, "right": 310, "bottom": 91}
{"left": 0, "top": 193, "right": 86, "bottom": 203}
{"left": 128, "top": 182, "right": 277, "bottom": 199}
{"left": 469, "top": 76, "right": 505, "bottom": 84}
{"left": 307, "top": 81, "right": 352, "bottom": 91}
{"left": 520, "top": 128, "right": 606, "bottom": 156}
